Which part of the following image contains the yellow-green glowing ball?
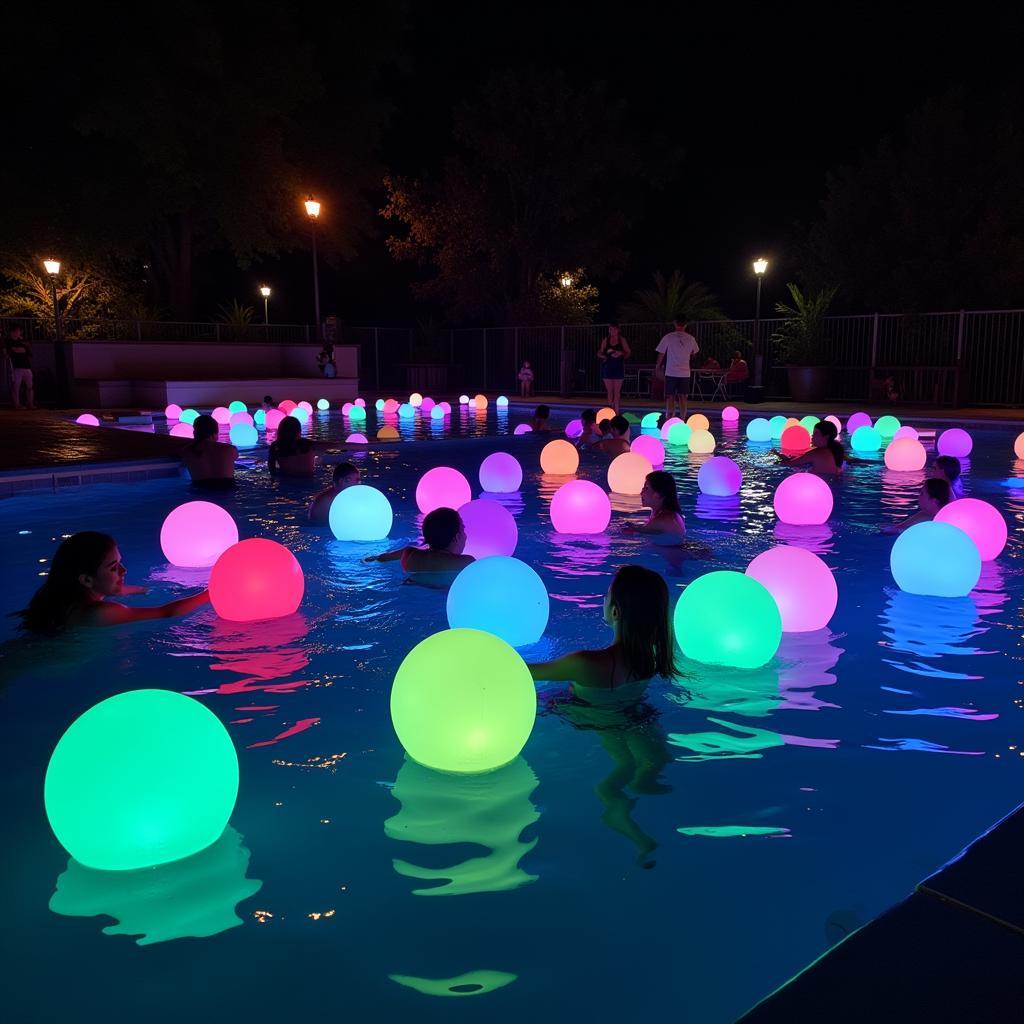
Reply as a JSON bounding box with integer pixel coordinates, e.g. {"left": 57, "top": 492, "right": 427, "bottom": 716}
{"left": 674, "top": 571, "right": 782, "bottom": 669}
{"left": 390, "top": 629, "right": 537, "bottom": 774}
{"left": 45, "top": 690, "right": 238, "bottom": 871}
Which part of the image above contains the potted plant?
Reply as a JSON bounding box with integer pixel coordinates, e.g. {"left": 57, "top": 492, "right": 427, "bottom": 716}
{"left": 770, "top": 283, "right": 836, "bottom": 403}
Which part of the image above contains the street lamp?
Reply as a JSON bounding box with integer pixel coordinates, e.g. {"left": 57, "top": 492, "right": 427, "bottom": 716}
{"left": 559, "top": 273, "right": 573, "bottom": 289}
{"left": 43, "top": 258, "right": 69, "bottom": 407}
{"left": 752, "top": 258, "right": 768, "bottom": 389}
{"left": 304, "top": 195, "right": 322, "bottom": 341}
{"left": 259, "top": 285, "right": 271, "bottom": 324}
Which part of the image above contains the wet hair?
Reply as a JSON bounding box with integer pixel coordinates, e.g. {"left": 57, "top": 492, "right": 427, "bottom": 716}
{"left": 933, "top": 455, "right": 961, "bottom": 484}
{"left": 610, "top": 415, "right": 630, "bottom": 436}
{"left": 18, "top": 531, "right": 116, "bottom": 634}
{"left": 813, "top": 420, "right": 845, "bottom": 468}
{"left": 534, "top": 404, "right": 550, "bottom": 419}
{"left": 332, "top": 462, "right": 359, "bottom": 485}
{"left": 263, "top": 395, "right": 274, "bottom": 405}
{"left": 923, "top": 477, "right": 952, "bottom": 507}
{"left": 608, "top": 565, "right": 679, "bottom": 682}
{"left": 274, "top": 415, "right": 303, "bottom": 452}
{"left": 645, "top": 470, "right": 682, "bottom": 513}
{"left": 581, "top": 408, "right": 597, "bottom": 425}
{"left": 192, "top": 414, "right": 218, "bottom": 443}
{"left": 598, "top": 418, "right": 613, "bottom": 433}
{"left": 422, "top": 507, "right": 462, "bottom": 550}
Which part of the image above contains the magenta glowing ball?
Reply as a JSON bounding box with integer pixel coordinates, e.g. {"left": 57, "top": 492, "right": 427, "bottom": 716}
{"left": 421, "top": 397, "right": 436, "bottom": 413}
{"left": 722, "top": 405, "right": 740, "bottom": 423}
{"left": 458, "top": 498, "right": 519, "bottom": 559}
{"left": 773, "top": 473, "right": 834, "bottom": 525}
{"left": 383, "top": 398, "right": 400, "bottom": 414}
{"left": 170, "top": 422, "right": 194, "bottom": 438}
{"left": 160, "top": 501, "right": 239, "bottom": 568}
{"left": 165, "top": 403, "right": 183, "bottom": 421}
{"left": 514, "top": 424, "right": 533, "bottom": 435}
{"left": 265, "top": 409, "right": 285, "bottom": 430}
{"left": 550, "top": 479, "right": 612, "bottom": 534}
{"left": 660, "top": 417, "right": 684, "bottom": 440}
{"left": 825, "top": 415, "right": 843, "bottom": 434}
{"left": 229, "top": 411, "right": 254, "bottom": 426}
{"left": 209, "top": 538, "right": 304, "bottom": 622}
{"left": 439, "top": 401, "right": 452, "bottom": 414}
{"left": 937, "top": 428, "right": 973, "bottom": 458}
{"left": 893, "top": 425, "right": 919, "bottom": 440}
{"left": 297, "top": 401, "right": 313, "bottom": 414}
{"left": 479, "top": 452, "right": 523, "bottom": 493}
{"left": 210, "top": 406, "right": 231, "bottom": 425}
{"left": 697, "top": 456, "right": 743, "bottom": 496}
{"left": 355, "top": 398, "right": 366, "bottom": 408}
{"left": 746, "top": 545, "right": 838, "bottom": 633}
{"left": 935, "top": 498, "right": 1007, "bottom": 561}
{"left": 630, "top": 433, "right": 665, "bottom": 468}
{"left": 346, "top": 432, "right": 368, "bottom": 444}
{"left": 846, "top": 412, "right": 872, "bottom": 433}
{"left": 342, "top": 402, "right": 354, "bottom": 415}
{"left": 415, "top": 466, "right": 473, "bottom": 515}
{"left": 565, "top": 418, "right": 584, "bottom": 439}
{"left": 884, "top": 437, "right": 928, "bottom": 471}
{"left": 780, "top": 424, "right": 811, "bottom": 452}
{"left": 278, "top": 400, "right": 297, "bottom": 414}
{"left": 76, "top": 413, "right": 100, "bottom": 426}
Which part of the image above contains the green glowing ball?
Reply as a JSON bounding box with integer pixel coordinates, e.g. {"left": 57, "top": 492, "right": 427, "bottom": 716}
{"left": 875, "top": 414, "right": 901, "bottom": 439}
{"left": 390, "top": 629, "right": 537, "bottom": 774}
{"left": 641, "top": 412, "right": 661, "bottom": 429}
{"left": 799, "top": 415, "right": 820, "bottom": 433}
{"left": 45, "top": 690, "right": 239, "bottom": 871}
{"left": 673, "top": 571, "right": 782, "bottom": 669}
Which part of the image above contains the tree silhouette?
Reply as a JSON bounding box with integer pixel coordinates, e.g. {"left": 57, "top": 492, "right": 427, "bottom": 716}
{"left": 617, "top": 271, "right": 725, "bottom": 324}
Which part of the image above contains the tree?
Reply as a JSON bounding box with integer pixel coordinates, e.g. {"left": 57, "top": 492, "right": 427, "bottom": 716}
{"left": 538, "top": 270, "right": 599, "bottom": 324}
{"left": 770, "top": 283, "right": 837, "bottom": 365}
{"left": 617, "top": 271, "right": 726, "bottom": 324}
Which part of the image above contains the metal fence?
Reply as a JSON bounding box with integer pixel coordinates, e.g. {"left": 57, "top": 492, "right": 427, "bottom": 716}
{"left": 0, "top": 316, "right": 313, "bottom": 344}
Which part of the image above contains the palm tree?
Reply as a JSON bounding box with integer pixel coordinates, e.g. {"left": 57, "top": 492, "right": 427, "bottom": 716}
{"left": 617, "top": 270, "right": 726, "bottom": 324}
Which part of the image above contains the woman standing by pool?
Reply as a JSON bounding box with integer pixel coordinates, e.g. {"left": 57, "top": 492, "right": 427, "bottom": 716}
{"left": 597, "top": 323, "right": 631, "bottom": 413}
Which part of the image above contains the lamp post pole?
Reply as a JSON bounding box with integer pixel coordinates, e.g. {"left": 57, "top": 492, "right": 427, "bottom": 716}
{"left": 304, "top": 196, "right": 322, "bottom": 342}
{"left": 43, "top": 259, "right": 68, "bottom": 407}
{"left": 260, "top": 285, "right": 271, "bottom": 324}
{"left": 752, "top": 258, "right": 768, "bottom": 391}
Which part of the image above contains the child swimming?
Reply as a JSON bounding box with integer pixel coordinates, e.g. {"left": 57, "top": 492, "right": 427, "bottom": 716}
{"left": 881, "top": 477, "right": 952, "bottom": 534}
{"left": 529, "top": 404, "right": 551, "bottom": 432}
{"left": 364, "top": 507, "right": 475, "bottom": 574}
{"left": 930, "top": 455, "right": 964, "bottom": 498}
{"left": 779, "top": 420, "right": 845, "bottom": 476}
{"left": 308, "top": 462, "right": 360, "bottom": 524}
{"left": 577, "top": 408, "right": 603, "bottom": 447}
{"left": 591, "top": 415, "right": 631, "bottom": 455}
{"left": 622, "top": 471, "right": 686, "bottom": 545}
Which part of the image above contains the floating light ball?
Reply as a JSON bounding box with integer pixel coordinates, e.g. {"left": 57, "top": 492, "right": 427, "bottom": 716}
{"left": 565, "top": 419, "right": 584, "bottom": 439}
{"left": 329, "top": 484, "right": 393, "bottom": 541}
{"left": 780, "top": 425, "right": 811, "bottom": 452}
{"left": 459, "top": 395, "right": 470, "bottom": 405}
{"left": 265, "top": 409, "right": 285, "bottom": 430}
{"left": 769, "top": 415, "right": 788, "bottom": 440}
{"left": 746, "top": 417, "right": 772, "bottom": 442}
{"left": 894, "top": 425, "right": 918, "bottom": 440}
{"left": 278, "top": 400, "right": 297, "bottom": 414}
{"left": 641, "top": 412, "right": 661, "bottom": 429}
{"left": 697, "top": 456, "right": 742, "bottom": 496}
{"left": 540, "top": 439, "right": 580, "bottom": 475}
{"left": 209, "top": 538, "right": 304, "bottom": 622}
{"left": 722, "top": 406, "right": 740, "bottom": 423}
{"left": 421, "top": 397, "right": 435, "bottom": 413}
{"left": 875, "top": 415, "right": 901, "bottom": 439}
{"left": 890, "top": 521, "right": 981, "bottom": 597}
{"left": 550, "top": 479, "right": 611, "bottom": 534}
{"left": 608, "top": 452, "right": 653, "bottom": 495}
{"left": 430, "top": 405, "right": 445, "bottom": 421}
{"left": 851, "top": 425, "right": 881, "bottom": 452}
{"left": 439, "top": 401, "right": 452, "bottom": 414}
{"left": 514, "top": 424, "right": 533, "bottom": 435}
{"left": 289, "top": 406, "right": 310, "bottom": 424}
{"left": 254, "top": 409, "right": 267, "bottom": 427}
{"left": 496, "top": 395, "right": 509, "bottom": 408}
{"left": 935, "top": 498, "right": 1007, "bottom": 561}
{"left": 170, "top": 422, "right": 194, "bottom": 438}
{"left": 773, "top": 472, "right": 833, "bottom": 525}
{"left": 355, "top": 398, "right": 366, "bottom": 408}
{"left": 746, "top": 546, "right": 837, "bottom": 632}
{"left": 687, "top": 413, "right": 710, "bottom": 432}
{"left": 160, "top": 501, "right": 239, "bottom": 568}
{"left": 938, "top": 428, "right": 973, "bottom": 458}
{"left": 825, "top": 415, "right": 842, "bottom": 434}
{"left": 378, "top": 425, "right": 400, "bottom": 440}
{"left": 458, "top": 498, "right": 518, "bottom": 558}
{"left": 179, "top": 408, "right": 199, "bottom": 425}
{"left": 384, "top": 398, "right": 399, "bottom": 413}
{"left": 884, "top": 437, "right": 927, "bottom": 471}
{"left": 1014, "top": 433, "right": 1024, "bottom": 460}
{"left": 660, "top": 417, "right": 684, "bottom": 440}
{"left": 846, "top": 411, "right": 872, "bottom": 433}
{"left": 375, "top": 398, "right": 386, "bottom": 411}
{"left": 596, "top": 407, "right": 616, "bottom": 425}
{"left": 667, "top": 422, "right": 692, "bottom": 447}
{"left": 784, "top": 417, "right": 801, "bottom": 429}
{"left": 165, "top": 404, "right": 183, "bottom": 421}
{"left": 480, "top": 452, "right": 523, "bottom": 493}
{"left": 447, "top": 558, "right": 548, "bottom": 647}
{"left": 76, "top": 413, "right": 100, "bottom": 426}
{"left": 689, "top": 429, "right": 716, "bottom": 454}
{"left": 474, "top": 394, "right": 489, "bottom": 410}
{"left": 45, "top": 690, "right": 238, "bottom": 871}
{"left": 674, "top": 571, "right": 782, "bottom": 669}
{"left": 228, "top": 400, "right": 247, "bottom": 414}
{"left": 398, "top": 403, "right": 415, "bottom": 418}
{"left": 391, "top": 628, "right": 536, "bottom": 774}
{"left": 630, "top": 433, "right": 665, "bottom": 468}
{"left": 349, "top": 404, "right": 366, "bottom": 420}
{"left": 346, "top": 433, "right": 368, "bottom": 444}
{"left": 799, "top": 415, "right": 820, "bottom": 434}
{"left": 210, "top": 407, "right": 230, "bottom": 425}
{"left": 416, "top": 466, "right": 473, "bottom": 514}
{"left": 409, "top": 392, "right": 424, "bottom": 408}
{"left": 229, "top": 411, "right": 253, "bottom": 427}
{"left": 342, "top": 402, "right": 354, "bottom": 416}
{"left": 229, "top": 423, "right": 259, "bottom": 447}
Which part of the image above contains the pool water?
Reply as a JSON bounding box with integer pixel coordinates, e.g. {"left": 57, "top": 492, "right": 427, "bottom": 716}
{"left": 3, "top": 408, "right": 1023, "bottom": 1023}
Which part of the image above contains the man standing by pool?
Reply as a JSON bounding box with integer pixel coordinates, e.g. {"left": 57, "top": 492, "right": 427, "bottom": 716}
{"left": 655, "top": 318, "right": 698, "bottom": 422}
{"left": 5, "top": 326, "right": 34, "bottom": 410}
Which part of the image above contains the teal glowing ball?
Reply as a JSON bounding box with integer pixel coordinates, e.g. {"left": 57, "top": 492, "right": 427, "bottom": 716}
{"left": 398, "top": 403, "right": 415, "bottom": 418}
{"left": 667, "top": 421, "right": 692, "bottom": 446}
{"left": 289, "top": 406, "right": 310, "bottom": 424}
{"left": 851, "top": 425, "right": 881, "bottom": 452}
{"left": 641, "top": 412, "right": 661, "bottom": 429}
{"left": 254, "top": 408, "right": 266, "bottom": 427}
{"left": 768, "top": 415, "right": 787, "bottom": 440}
{"left": 329, "top": 484, "right": 394, "bottom": 541}
{"left": 446, "top": 556, "right": 549, "bottom": 647}
{"left": 228, "top": 400, "right": 247, "bottom": 414}
{"left": 349, "top": 404, "right": 366, "bottom": 420}
{"left": 746, "top": 417, "right": 771, "bottom": 442}
{"left": 45, "top": 690, "right": 238, "bottom": 871}
{"left": 179, "top": 408, "right": 199, "bottom": 425}
{"left": 317, "top": 398, "right": 330, "bottom": 411}
{"left": 674, "top": 571, "right": 782, "bottom": 669}
{"left": 229, "top": 423, "right": 258, "bottom": 447}
{"left": 376, "top": 398, "right": 386, "bottom": 411}
{"left": 875, "top": 414, "right": 901, "bottom": 439}
{"left": 799, "top": 415, "right": 819, "bottom": 433}
{"left": 890, "top": 521, "right": 981, "bottom": 597}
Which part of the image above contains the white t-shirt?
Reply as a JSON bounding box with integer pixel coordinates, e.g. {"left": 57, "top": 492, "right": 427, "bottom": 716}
{"left": 656, "top": 331, "right": 699, "bottom": 378}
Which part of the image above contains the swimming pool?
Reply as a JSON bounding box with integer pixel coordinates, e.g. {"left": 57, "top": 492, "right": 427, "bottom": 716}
{"left": 3, "top": 407, "right": 1023, "bottom": 1022}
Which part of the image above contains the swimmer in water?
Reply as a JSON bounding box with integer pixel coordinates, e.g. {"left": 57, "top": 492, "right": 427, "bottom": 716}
{"left": 269, "top": 415, "right": 316, "bottom": 477}
{"left": 779, "top": 420, "right": 845, "bottom": 476}
{"left": 529, "top": 404, "right": 551, "bottom": 432}
{"left": 308, "top": 462, "right": 360, "bottom": 525}
{"left": 591, "top": 415, "right": 631, "bottom": 456}
{"left": 364, "top": 507, "right": 475, "bottom": 574}
{"left": 930, "top": 454, "right": 964, "bottom": 499}
{"left": 181, "top": 414, "right": 237, "bottom": 489}
{"left": 577, "top": 408, "right": 603, "bottom": 447}
{"left": 881, "top": 477, "right": 952, "bottom": 534}
{"left": 622, "top": 471, "right": 686, "bottom": 545}
{"left": 18, "top": 532, "right": 209, "bottom": 632}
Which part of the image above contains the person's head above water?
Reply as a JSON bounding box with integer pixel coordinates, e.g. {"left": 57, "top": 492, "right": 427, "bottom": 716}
{"left": 921, "top": 477, "right": 952, "bottom": 515}
{"left": 263, "top": 395, "right": 274, "bottom": 407}
{"left": 931, "top": 455, "right": 961, "bottom": 486}
{"left": 581, "top": 408, "right": 597, "bottom": 426}
{"left": 275, "top": 415, "right": 302, "bottom": 448}
{"left": 332, "top": 462, "right": 359, "bottom": 488}
{"left": 192, "top": 414, "right": 218, "bottom": 443}
{"left": 812, "top": 420, "right": 845, "bottom": 466}
{"left": 609, "top": 415, "right": 630, "bottom": 438}
{"left": 422, "top": 507, "right": 466, "bottom": 553}
{"left": 534, "top": 404, "right": 550, "bottom": 421}
{"left": 604, "top": 565, "right": 679, "bottom": 681}
{"left": 641, "top": 470, "right": 682, "bottom": 514}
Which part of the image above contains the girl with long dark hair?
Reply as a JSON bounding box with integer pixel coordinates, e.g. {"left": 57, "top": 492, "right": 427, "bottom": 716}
{"left": 780, "top": 420, "right": 845, "bottom": 476}
{"left": 269, "top": 415, "right": 316, "bottom": 477}
{"left": 622, "top": 470, "right": 686, "bottom": 544}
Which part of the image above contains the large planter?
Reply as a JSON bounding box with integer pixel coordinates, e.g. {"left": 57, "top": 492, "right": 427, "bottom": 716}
{"left": 787, "top": 365, "right": 829, "bottom": 403}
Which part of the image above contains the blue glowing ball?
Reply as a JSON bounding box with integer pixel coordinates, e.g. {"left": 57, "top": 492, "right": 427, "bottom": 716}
{"left": 746, "top": 417, "right": 772, "bottom": 442}
{"left": 446, "top": 556, "right": 549, "bottom": 647}
{"left": 851, "top": 425, "right": 881, "bottom": 452}
{"left": 317, "top": 398, "right": 330, "bottom": 411}
{"left": 430, "top": 405, "right": 445, "bottom": 420}
{"left": 329, "top": 484, "right": 394, "bottom": 541}
{"left": 229, "top": 423, "right": 259, "bottom": 447}
{"left": 890, "top": 521, "right": 981, "bottom": 597}
{"left": 479, "top": 452, "right": 523, "bottom": 493}
{"left": 496, "top": 395, "right": 509, "bottom": 407}
{"left": 253, "top": 408, "right": 266, "bottom": 427}
{"left": 376, "top": 398, "right": 386, "bottom": 411}
{"left": 398, "top": 403, "right": 415, "bottom": 418}
{"left": 697, "top": 456, "right": 742, "bottom": 496}
{"left": 768, "top": 415, "right": 788, "bottom": 440}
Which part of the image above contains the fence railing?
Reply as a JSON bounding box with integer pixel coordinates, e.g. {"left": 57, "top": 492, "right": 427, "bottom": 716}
{"left": 0, "top": 317, "right": 314, "bottom": 344}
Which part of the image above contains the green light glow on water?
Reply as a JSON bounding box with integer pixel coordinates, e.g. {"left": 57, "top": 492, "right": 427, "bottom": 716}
{"left": 389, "top": 971, "right": 518, "bottom": 997}
{"left": 677, "top": 826, "right": 790, "bottom": 838}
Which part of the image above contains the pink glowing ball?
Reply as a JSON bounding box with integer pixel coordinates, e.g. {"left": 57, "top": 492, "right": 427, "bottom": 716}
{"left": 935, "top": 498, "right": 1007, "bottom": 561}
{"left": 884, "top": 437, "right": 927, "bottom": 471}
{"left": 697, "top": 456, "right": 743, "bottom": 496}
{"left": 746, "top": 545, "right": 838, "bottom": 632}
{"left": 514, "top": 423, "right": 533, "bottom": 435}
{"left": 565, "top": 419, "right": 584, "bottom": 439}
{"left": 160, "top": 501, "right": 239, "bottom": 568}
{"left": 421, "top": 397, "right": 436, "bottom": 413}
{"left": 355, "top": 398, "right": 366, "bottom": 408}
{"left": 550, "top": 479, "right": 612, "bottom": 534}
{"left": 76, "top": 413, "right": 100, "bottom": 426}
{"left": 415, "top": 466, "right": 473, "bottom": 514}
{"left": 893, "top": 425, "right": 919, "bottom": 440}
{"left": 165, "top": 403, "right": 183, "bottom": 420}
{"left": 608, "top": 452, "right": 653, "bottom": 495}
{"left": 825, "top": 415, "right": 843, "bottom": 434}
{"left": 937, "top": 428, "right": 973, "bottom": 458}
{"left": 383, "top": 399, "right": 399, "bottom": 414}
{"left": 458, "top": 498, "right": 519, "bottom": 558}
{"left": 660, "top": 417, "right": 683, "bottom": 440}
{"left": 209, "top": 406, "right": 230, "bottom": 425}
{"left": 773, "top": 472, "right": 834, "bottom": 525}
{"left": 342, "top": 402, "right": 354, "bottom": 415}
{"left": 209, "top": 538, "right": 304, "bottom": 622}
{"left": 780, "top": 424, "right": 811, "bottom": 452}
{"left": 346, "top": 433, "right": 368, "bottom": 444}
{"left": 169, "top": 422, "right": 194, "bottom": 438}
{"left": 439, "top": 401, "right": 452, "bottom": 414}
{"left": 229, "top": 411, "right": 254, "bottom": 427}
{"left": 846, "top": 412, "right": 872, "bottom": 433}
{"left": 479, "top": 452, "right": 523, "bottom": 492}
{"left": 278, "top": 400, "right": 297, "bottom": 414}
{"left": 722, "top": 405, "right": 740, "bottom": 423}
{"left": 297, "top": 401, "right": 313, "bottom": 414}
{"left": 630, "top": 433, "right": 665, "bottom": 468}
{"left": 265, "top": 409, "right": 285, "bottom": 430}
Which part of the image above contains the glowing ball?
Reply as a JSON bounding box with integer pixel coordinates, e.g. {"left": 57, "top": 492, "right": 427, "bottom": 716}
{"left": 608, "top": 452, "right": 653, "bottom": 495}
{"left": 746, "top": 546, "right": 837, "bottom": 632}
{"left": 1015, "top": 432, "right": 1024, "bottom": 459}
{"left": 297, "top": 401, "right": 313, "bottom": 414}
{"left": 784, "top": 417, "right": 801, "bottom": 429}
{"left": 179, "top": 408, "right": 199, "bottom": 425}
{"left": 851, "top": 425, "right": 881, "bottom": 452}
{"left": 674, "top": 571, "right": 782, "bottom": 669}
{"left": 265, "top": 409, "right": 285, "bottom": 430}
{"left": 496, "top": 395, "right": 509, "bottom": 408}
{"left": 44, "top": 690, "right": 238, "bottom": 871}
{"left": 289, "top": 406, "right": 309, "bottom": 424}
{"left": 747, "top": 417, "right": 772, "bottom": 442}
{"left": 315, "top": 398, "right": 329, "bottom": 411}
{"left": 660, "top": 416, "right": 684, "bottom": 440}
{"left": 875, "top": 414, "right": 901, "bottom": 438}
{"left": 329, "top": 484, "right": 393, "bottom": 541}
{"left": 346, "top": 433, "right": 368, "bottom": 444}
{"left": 439, "top": 401, "right": 452, "bottom": 414}
{"left": 229, "top": 423, "right": 259, "bottom": 447}
{"left": 514, "top": 424, "right": 533, "bottom": 435}
{"left": 391, "top": 629, "right": 536, "bottom": 773}
{"left": 935, "top": 498, "right": 1007, "bottom": 561}
{"left": 480, "top": 452, "right": 523, "bottom": 493}
{"left": 228, "top": 400, "right": 247, "bottom": 414}
{"left": 890, "top": 521, "right": 981, "bottom": 597}
{"left": 355, "top": 398, "right": 366, "bottom": 408}
{"left": 160, "top": 501, "right": 239, "bottom": 568}
{"left": 447, "top": 557, "right": 548, "bottom": 647}
{"left": 938, "top": 428, "right": 973, "bottom": 458}
{"left": 342, "top": 402, "right": 354, "bottom": 416}
{"left": 641, "top": 412, "right": 661, "bottom": 429}
{"left": 409, "top": 392, "right": 423, "bottom": 407}
{"left": 687, "top": 413, "right": 710, "bottom": 431}
{"left": 384, "top": 398, "right": 399, "bottom": 413}
{"left": 209, "top": 538, "right": 304, "bottom": 622}
{"left": 420, "top": 398, "right": 435, "bottom": 414}
{"left": 630, "top": 433, "right": 665, "bottom": 468}
{"left": 773, "top": 473, "right": 833, "bottom": 525}
{"left": 799, "top": 416, "right": 819, "bottom": 433}
{"left": 211, "top": 407, "right": 231, "bottom": 425}
{"left": 76, "top": 413, "right": 100, "bottom": 426}
{"left": 884, "top": 437, "right": 927, "bottom": 471}
{"left": 846, "top": 411, "right": 872, "bottom": 433}
{"left": 416, "top": 466, "right": 472, "bottom": 514}
{"left": 697, "top": 456, "right": 742, "bottom": 496}
{"left": 595, "top": 407, "right": 616, "bottom": 424}
{"left": 170, "top": 422, "right": 194, "bottom": 438}
{"left": 540, "top": 439, "right": 580, "bottom": 475}
{"left": 825, "top": 415, "right": 842, "bottom": 433}
{"left": 229, "top": 411, "right": 253, "bottom": 427}
{"left": 428, "top": 405, "right": 444, "bottom": 421}
{"left": 378, "top": 425, "right": 400, "bottom": 440}
{"left": 780, "top": 425, "right": 811, "bottom": 452}
{"left": 768, "top": 415, "right": 788, "bottom": 440}
{"left": 278, "top": 400, "right": 297, "bottom": 414}
{"left": 689, "top": 429, "right": 716, "bottom": 454}
{"left": 375, "top": 398, "right": 386, "bottom": 411}
{"left": 550, "top": 479, "right": 611, "bottom": 534}
{"left": 474, "top": 394, "right": 489, "bottom": 410}
{"left": 667, "top": 422, "right": 692, "bottom": 447}
{"left": 165, "top": 403, "right": 182, "bottom": 420}
{"left": 349, "top": 404, "right": 366, "bottom": 420}
{"left": 459, "top": 394, "right": 470, "bottom": 405}
{"left": 722, "top": 406, "right": 739, "bottom": 423}
{"left": 458, "top": 498, "right": 518, "bottom": 558}
{"left": 398, "top": 403, "right": 415, "bottom": 418}
{"left": 894, "top": 425, "right": 918, "bottom": 440}
{"left": 565, "top": 419, "right": 584, "bottom": 439}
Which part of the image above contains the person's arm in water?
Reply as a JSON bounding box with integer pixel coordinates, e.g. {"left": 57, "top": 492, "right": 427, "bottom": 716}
{"left": 623, "top": 511, "right": 685, "bottom": 535}
{"left": 528, "top": 652, "right": 588, "bottom": 682}
{"left": 881, "top": 510, "right": 928, "bottom": 535}
{"left": 78, "top": 590, "right": 210, "bottom": 626}
{"left": 363, "top": 545, "right": 412, "bottom": 564}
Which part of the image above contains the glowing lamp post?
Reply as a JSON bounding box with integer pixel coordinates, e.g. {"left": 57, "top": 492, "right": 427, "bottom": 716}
{"left": 752, "top": 257, "right": 768, "bottom": 392}
{"left": 259, "top": 285, "right": 271, "bottom": 325}
{"left": 560, "top": 273, "right": 573, "bottom": 289}
{"left": 44, "top": 258, "right": 70, "bottom": 407}
{"left": 304, "top": 195, "right": 322, "bottom": 340}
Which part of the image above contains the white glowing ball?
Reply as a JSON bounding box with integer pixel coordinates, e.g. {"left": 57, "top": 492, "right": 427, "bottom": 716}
{"left": 416, "top": 466, "right": 473, "bottom": 514}
{"left": 165, "top": 404, "right": 183, "bottom": 420}
{"left": 229, "top": 423, "right": 259, "bottom": 447}
{"left": 825, "top": 415, "right": 843, "bottom": 434}
{"left": 229, "top": 411, "right": 253, "bottom": 426}
{"left": 297, "top": 401, "right": 313, "bottom": 414}
{"left": 496, "top": 395, "right": 509, "bottom": 408}
{"left": 851, "top": 425, "right": 881, "bottom": 452}
{"left": 938, "top": 428, "right": 973, "bottom": 458}
{"left": 698, "top": 456, "right": 742, "bottom": 496}
{"left": 550, "top": 479, "right": 612, "bottom": 534}
{"left": 565, "top": 419, "right": 584, "bottom": 439}
{"left": 160, "top": 501, "right": 239, "bottom": 568}
{"left": 329, "top": 484, "right": 393, "bottom": 541}
{"left": 479, "top": 452, "right": 523, "bottom": 493}
{"left": 630, "top": 433, "right": 665, "bottom": 468}
{"left": 884, "top": 437, "right": 927, "bottom": 471}
{"left": 375, "top": 398, "right": 385, "bottom": 411}
{"left": 722, "top": 406, "right": 740, "bottom": 423}
{"left": 430, "top": 405, "right": 445, "bottom": 420}
{"left": 346, "top": 433, "right": 368, "bottom": 444}
{"left": 935, "top": 498, "right": 1007, "bottom": 561}
{"left": 211, "top": 406, "right": 231, "bottom": 425}
{"left": 660, "top": 417, "right": 684, "bottom": 440}
{"left": 514, "top": 424, "right": 533, "bottom": 435}
{"left": 315, "top": 399, "right": 329, "bottom": 411}
{"left": 409, "top": 392, "right": 424, "bottom": 407}
{"left": 607, "top": 452, "right": 653, "bottom": 495}
{"left": 893, "top": 425, "right": 919, "bottom": 440}
{"left": 687, "top": 413, "right": 710, "bottom": 432}
{"left": 398, "top": 403, "right": 415, "bottom": 418}
{"left": 355, "top": 398, "right": 366, "bottom": 408}
{"left": 890, "top": 521, "right": 981, "bottom": 597}
{"left": 746, "top": 546, "right": 837, "bottom": 632}
{"left": 446, "top": 557, "right": 549, "bottom": 647}
{"left": 170, "top": 422, "right": 194, "bottom": 438}
{"left": 746, "top": 418, "right": 772, "bottom": 442}
{"left": 459, "top": 394, "right": 470, "bottom": 405}
{"left": 76, "top": 413, "right": 100, "bottom": 426}
{"left": 265, "top": 409, "right": 285, "bottom": 430}
{"left": 846, "top": 411, "right": 872, "bottom": 433}
{"left": 773, "top": 473, "right": 833, "bottom": 525}
{"left": 689, "top": 429, "right": 716, "bottom": 454}
{"left": 458, "top": 498, "right": 518, "bottom": 558}
{"left": 540, "top": 439, "right": 580, "bottom": 475}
